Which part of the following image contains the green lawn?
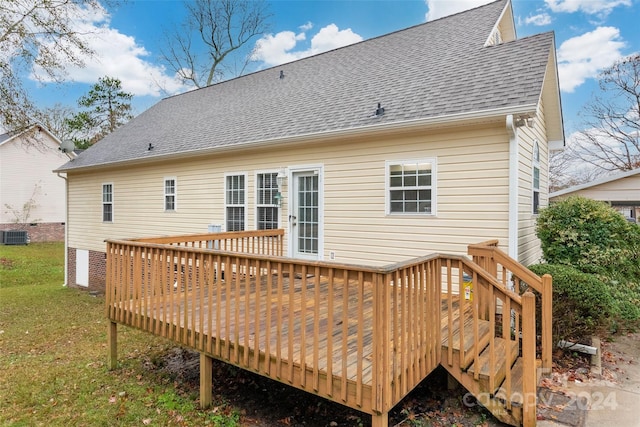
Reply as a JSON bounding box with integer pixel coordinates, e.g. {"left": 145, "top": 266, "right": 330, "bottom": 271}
{"left": 0, "top": 243, "right": 239, "bottom": 427}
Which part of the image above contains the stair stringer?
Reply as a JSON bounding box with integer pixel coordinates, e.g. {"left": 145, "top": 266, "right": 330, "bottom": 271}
{"left": 440, "top": 360, "right": 524, "bottom": 427}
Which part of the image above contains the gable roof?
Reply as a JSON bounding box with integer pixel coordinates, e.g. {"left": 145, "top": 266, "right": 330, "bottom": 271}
{"left": 0, "top": 124, "right": 62, "bottom": 148}
{"left": 57, "top": 0, "right": 558, "bottom": 173}
{"left": 550, "top": 168, "right": 640, "bottom": 199}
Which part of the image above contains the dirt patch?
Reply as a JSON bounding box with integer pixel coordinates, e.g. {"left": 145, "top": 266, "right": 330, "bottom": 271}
{"left": 148, "top": 347, "right": 506, "bottom": 426}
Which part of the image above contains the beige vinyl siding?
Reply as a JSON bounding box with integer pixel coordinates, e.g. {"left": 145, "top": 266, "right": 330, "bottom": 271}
{"left": 561, "top": 175, "right": 640, "bottom": 201}
{"left": 516, "top": 102, "right": 548, "bottom": 266}
{"left": 67, "top": 122, "right": 511, "bottom": 263}
{"left": 0, "top": 135, "right": 67, "bottom": 223}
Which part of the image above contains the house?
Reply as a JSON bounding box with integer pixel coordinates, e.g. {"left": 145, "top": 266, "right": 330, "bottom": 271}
{"left": 550, "top": 168, "right": 640, "bottom": 222}
{"left": 0, "top": 124, "right": 69, "bottom": 243}
{"left": 55, "top": 0, "right": 563, "bottom": 292}
{"left": 55, "top": 1, "right": 561, "bottom": 425}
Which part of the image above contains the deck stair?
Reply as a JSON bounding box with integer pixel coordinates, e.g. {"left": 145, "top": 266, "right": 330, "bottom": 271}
{"left": 440, "top": 302, "right": 533, "bottom": 426}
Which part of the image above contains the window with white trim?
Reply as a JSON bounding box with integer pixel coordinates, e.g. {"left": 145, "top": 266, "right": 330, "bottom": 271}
{"left": 256, "top": 172, "right": 278, "bottom": 230}
{"left": 387, "top": 159, "right": 436, "bottom": 214}
{"left": 533, "top": 141, "right": 540, "bottom": 214}
{"left": 164, "top": 177, "right": 176, "bottom": 211}
{"left": 225, "top": 174, "right": 246, "bottom": 231}
{"left": 102, "top": 183, "right": 113, "bottom": 222}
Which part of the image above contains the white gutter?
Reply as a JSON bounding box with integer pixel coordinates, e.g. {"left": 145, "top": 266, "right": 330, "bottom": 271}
{"left": 55, "top": 104, "right": 538, "bottom": 174}
{"left": 506, "top": 115, "right": 519, "bottom": 259}
{"left": 56, "top": 172, "right": 69, "bottom": 287}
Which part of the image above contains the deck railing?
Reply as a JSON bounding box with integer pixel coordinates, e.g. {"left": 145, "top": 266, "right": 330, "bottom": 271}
{"left": 106, "top": 232, "right": 545, "bottom": 426}
{"left": 106, "top": 233, "right": 443, "bottom": 415}
{"left": 133, "top": 229, "right": 284, "bottom": 256}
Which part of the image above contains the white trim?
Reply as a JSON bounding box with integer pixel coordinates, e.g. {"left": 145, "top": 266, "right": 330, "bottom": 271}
{"left": 506, "top": 115, "right": 518, "bottom": 259}
{"left": 56, "top": 172, "right": 69, "bottom": 286}
{"left": 287, "top": 164, "right": 324, "bottom": 260}
{"left": 254, "top": 169, "right": 280, "bottom": 230}
{"left": 223, "top": 171, "right": 248, "bottom": 232}
{"left": 550, "top": 167, "right": 640, "bottom": 198}
{"left": 385, "top": 158, "right": 437, "bottom": 216}
{"left": 102, "top": 182, "right": 114, "bottom": 223}
{"left": 164, "top": 176, "right": 177, "bottom": 211}
{"left": 549, "top": 139, "right": 564, "bottom": 152}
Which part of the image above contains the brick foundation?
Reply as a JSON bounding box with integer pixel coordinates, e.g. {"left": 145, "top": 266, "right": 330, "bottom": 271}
{"left": 67, "top": 247, "right": 107, "bottom": 294}
{"left": 0, "top": 222, "right": 65, "bottom": 242}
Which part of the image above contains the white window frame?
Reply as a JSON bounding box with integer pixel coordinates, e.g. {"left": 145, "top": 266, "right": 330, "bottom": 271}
{"left": 224, "top": 172, "right": 247, "bottom": 231}
{"left": 102, "top": 183, "right": 113, "bottom": 223}
{"left": 255, "top": 171, "right": 279, "bottom": 230}
{"left": 164, "top": 177, "right": 177, "bottom": 211}
{"left": 385, "top": 158, "right": 437, "bottom": 216}
{"left": 532, "top": 141, "right": 540, "bottom": 215}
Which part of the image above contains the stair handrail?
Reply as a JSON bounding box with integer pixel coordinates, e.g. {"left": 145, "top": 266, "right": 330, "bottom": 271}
{"left": 467, "top": 242, "right": 553, "bottom": 375}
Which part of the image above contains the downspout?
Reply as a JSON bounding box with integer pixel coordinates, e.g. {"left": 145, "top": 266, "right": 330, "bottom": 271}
{"left": 506, "top": 115, "right": 519, "bottom": 260}
{"left": 56, "top": 172, "right": 69, "bottom": 287}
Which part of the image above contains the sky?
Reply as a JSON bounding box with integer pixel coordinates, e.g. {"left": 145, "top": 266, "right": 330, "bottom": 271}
{"left": 23, "top": 0, "right": 640, "bottom": 138}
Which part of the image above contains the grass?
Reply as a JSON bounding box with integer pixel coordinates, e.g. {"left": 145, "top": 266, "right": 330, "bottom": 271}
{"left": 0, "top": 243, "right": 239, "bottom": 427}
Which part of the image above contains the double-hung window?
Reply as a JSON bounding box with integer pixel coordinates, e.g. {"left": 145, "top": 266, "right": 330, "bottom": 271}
{"left": 387, "top": 159, "right": 436, "bottom": 215}
{"left": 164, "top": 177, "right": 176, "bottom": 211}
{"left": 533, "top": 141, "right": 540, "bottom": 214}
{"left": 225, "top": 174, "right": 246, "bottom": 231}
{"left": 102, "top": 183, "right": 113, "bottom": 222}
{"left": 256, "top": 172, "right": 279, "bottom": 230}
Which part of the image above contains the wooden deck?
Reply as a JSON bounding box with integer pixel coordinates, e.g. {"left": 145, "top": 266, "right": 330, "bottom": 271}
{"left": 111, "top": 273, "right": 477, "bottom": 383}
{"left": 105, "top": 231, "right": 552, "bottom": 427}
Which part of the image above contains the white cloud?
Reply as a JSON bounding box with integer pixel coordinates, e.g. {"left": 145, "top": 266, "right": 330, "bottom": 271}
{"left": 557, "top": 26, "right": 626, "bottom": 92}
{"left": 525, "top": 13, "right": 552, "bottom": 26}
{"left": 299, "top": 21, "right": 313, "bottom": 32}
{"left": 424, "top": 0, "right": 494, "bottom": 21}
{"left": 252, "top": 24, "right": 363, "bottom": 68}
{"left": 29, "top": 2, "right": 188, "bottom": 97}
{"left": 545, "top": 0, "right": 631, "bottom": 15}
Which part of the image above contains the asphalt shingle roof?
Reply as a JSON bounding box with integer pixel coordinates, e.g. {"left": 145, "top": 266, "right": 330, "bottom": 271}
{"left": 58, "top": 0, "right": 554, "bottom": 172}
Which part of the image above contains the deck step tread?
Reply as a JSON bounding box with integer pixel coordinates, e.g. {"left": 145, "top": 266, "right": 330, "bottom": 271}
{"left": 466, "top": 337, "right": 519, "bottom": 382}
{"left": 494, "top": 357, "right": 524, "bottom": 406}
{"left": 441, "top": 316, "right": 491, "bottom": 354}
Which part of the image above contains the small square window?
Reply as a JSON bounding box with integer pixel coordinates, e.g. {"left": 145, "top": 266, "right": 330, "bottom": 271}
{"left": 387, "top": 160, "right": 436, "bottom": 215}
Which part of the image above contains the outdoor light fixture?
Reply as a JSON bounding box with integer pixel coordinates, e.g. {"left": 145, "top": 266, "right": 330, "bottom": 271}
{"left": 274, "top": 167, "right": 287, "bottom": 207}
{"left": 274, "top": 192, "right": 283, "bottom": 207}
{"left": 276, "top": 167, "right": 287, "bottom": 187}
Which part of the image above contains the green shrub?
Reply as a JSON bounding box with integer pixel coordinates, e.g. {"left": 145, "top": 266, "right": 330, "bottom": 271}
{"left": 536, "top": 196, "right": 640, "bottom": 332}
{"left": 529, "top": 263, "right": 616, "bottom": 342}
{"left": 536, "top": 196, "right": 639, "bottom": 278}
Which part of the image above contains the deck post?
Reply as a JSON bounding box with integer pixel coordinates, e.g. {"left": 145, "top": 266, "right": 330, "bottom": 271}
{"left": 200, "top": 353, "right": 213, "bottom": 409}
{"left": 107, "top": 321, "right": 117, "bottom": 370}
{"left": 541, "top": 274, "right": 553, "bottom": 375}
{"left": 521, "top": 291, "right": 537, "bottom": 427}
{"left": 371, "top": 412, "right": 388, "bottom": 427}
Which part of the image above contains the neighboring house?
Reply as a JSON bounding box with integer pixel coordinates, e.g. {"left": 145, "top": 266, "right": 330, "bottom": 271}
{"left": 55, "top": 0, "right": 564, "bottom": 292}
{"left": 0, "top": 124, "right": 69, "bottom": 242}
{"left": 550, "top": 168, "right": 640, "bottom": 222}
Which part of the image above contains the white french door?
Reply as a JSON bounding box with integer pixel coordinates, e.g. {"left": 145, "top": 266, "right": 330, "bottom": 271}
{"left": 290, "top": 169, "right": 322, "bottom": 260}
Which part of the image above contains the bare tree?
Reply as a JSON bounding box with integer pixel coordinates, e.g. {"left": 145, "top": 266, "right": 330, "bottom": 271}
{"left": 160, "top": 0, "right": 271, "bottom": 89}
{"left": 33, "top": 103, "right": 77, "bottom": 142}
{"left": 572, "top": 54, "right": 640, "bottom": 173}
{"left": 0, "top": 0, "right": 103, "bottom": 131}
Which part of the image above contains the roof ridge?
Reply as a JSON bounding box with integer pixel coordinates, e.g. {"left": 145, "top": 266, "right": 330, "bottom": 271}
{"left": 160, "top": 0, "right": 508, "bottom": 103}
